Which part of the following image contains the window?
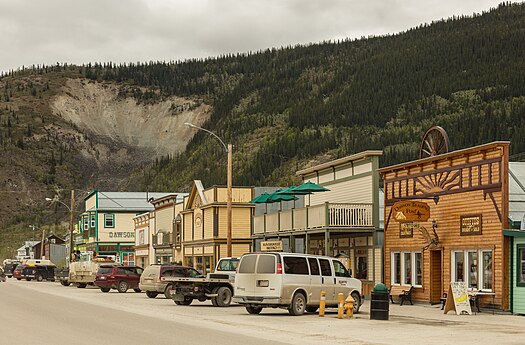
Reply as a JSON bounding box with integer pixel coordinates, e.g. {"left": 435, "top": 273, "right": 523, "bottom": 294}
{"left": 217, "top": 258, "right": 240, "bottom": 271}
{"left": 139, "top": 230, "right": 145, "bottom": 245}
{"left": 308, "top": 258, "right": 320, "bottom": 275}
{"left": 90, "top": 214, "right": 96, "bottom": 228}
{"left": 451, "top": 250, "right": 493, "bottom": 291}
{"left": 518, "top": 246, "right": 525, "bottom": 287}
{"left": 238, "top": 255, "right": 257, "bottom": 273}
{"left": 256, "top": 255, "right": 275, "bottom": 274}
{"left": 333, "top": 260, "right": 349, "bottom": 277}
{"left": 98, "top": 267, "right": 113, "bottom": 274}
{"left": 83, "top": 217, "right": 89, "bottom": 231}
{"left": 117, "top": 267, "right": 126, "bottom": 274}
{"left": 283, "top": 257, "right": 309, "bottom": 275}
{"left": 319, "top": 259, "right": 332, "bottom": 276}
{"left": 104, "top": 214, "right": 115, "bottom": 228}
{"left": 187, "top": 268, "right": 201, "bottom": 277}
{"left": 391, "top": 251, "right": 422, "bottom": 287}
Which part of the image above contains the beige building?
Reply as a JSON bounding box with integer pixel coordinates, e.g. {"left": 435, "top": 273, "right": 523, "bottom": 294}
{"left": 133, "top": 212, "right": 153, "bottom": 268}
{"left": 181, "top": 180, "right": 254, "bottom": 273}
{"left": 252, "top": 151, "right": 384, "bottom": 288}
{"left": 151, "top": 195, "right": 186, "bottom": 264}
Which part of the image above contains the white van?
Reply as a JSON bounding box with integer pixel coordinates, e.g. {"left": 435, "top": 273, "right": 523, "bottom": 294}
{"left": 233, "top": 252, "right": 363, "bottom": 316}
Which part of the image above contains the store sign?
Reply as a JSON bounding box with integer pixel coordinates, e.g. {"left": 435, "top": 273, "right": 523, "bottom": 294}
{"left": 400, "top": 222, "right": 417, "bottom": 238}
{"left": 392, "top": 201, "right": 430, "bottom": 222}
{"left": 261, "top": 241, "right": 283, "bottom": 251}
{"left": 109, "top": 232, "right": 135, "bottom": 239}
{"left": 460, "top": 215, "right": 482, "bottom": 235}
{"left": 444, "top": 282, "right": 472, "bottom": 315}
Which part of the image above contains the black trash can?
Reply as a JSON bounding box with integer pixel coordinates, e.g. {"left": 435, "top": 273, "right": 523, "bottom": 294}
{"left": 370, "top": 283, "right": 390, "bottom": 320}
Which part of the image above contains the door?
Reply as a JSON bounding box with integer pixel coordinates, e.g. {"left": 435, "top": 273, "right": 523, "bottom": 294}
{"left": 332, "top": 259, "right": 352, "bottom": 296}
{"left": 318, "top": 258, "right": 336, "bottom": 305}
{"left": 308, "top": 258, "right": 322, "bottom": 305}
{"left": 430, "top": 250, "right": 442, "bottom": 304}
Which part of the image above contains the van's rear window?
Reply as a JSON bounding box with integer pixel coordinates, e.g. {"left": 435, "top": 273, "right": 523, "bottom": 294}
{"left": 238, "top": 255, "right": 257, "bottom": 273}
{"left": 98, "top": 267, "right": 113, "bottom": 274}
{"left": 256, "top": 255, "right": 275, "bottom": 274}
{"left": 283, "top": 257, "right": 309, "bottom": 275}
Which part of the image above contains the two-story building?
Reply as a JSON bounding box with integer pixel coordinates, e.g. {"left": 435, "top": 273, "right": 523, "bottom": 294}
{"left": 151, "top": 194, "right": 186, "bottom": 265}
{"left": 181, "top": 180, "right": 254, "bottom": 273}
{"left": 133, "top": 211, "right": 153, "bottom": 268}
{"left": 79, "top": 190, "right": 172, "bottom": 265}
{"left": 252, "top": 151, "right": 384, "bottom": 287}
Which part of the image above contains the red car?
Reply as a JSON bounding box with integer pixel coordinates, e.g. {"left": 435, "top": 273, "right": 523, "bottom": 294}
{"left": 94, "top": 265, "right": 143, "bottom": 293}
{"left": 12, "top": 265, "right": 26, "bottom": 280}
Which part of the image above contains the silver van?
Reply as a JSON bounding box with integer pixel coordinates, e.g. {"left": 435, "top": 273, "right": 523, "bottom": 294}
{"left": 233, "top": 252, "right": 363, "bottom": 316}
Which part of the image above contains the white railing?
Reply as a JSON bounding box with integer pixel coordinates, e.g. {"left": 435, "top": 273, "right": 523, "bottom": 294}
{"left": 253, "top": 203, "right": 374, "bottom": 234}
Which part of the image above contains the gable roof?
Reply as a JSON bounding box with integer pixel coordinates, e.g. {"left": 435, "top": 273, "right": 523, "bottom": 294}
{"left": 184, "top": 180, "right": 208, "bottom": 210}
{"left": 88, "top": 191, "right": 174, "bottom": 212}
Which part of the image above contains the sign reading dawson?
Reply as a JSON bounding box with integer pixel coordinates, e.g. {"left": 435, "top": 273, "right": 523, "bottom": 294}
{"left": 109, "top": 231, "right": 135, "bottom": 239}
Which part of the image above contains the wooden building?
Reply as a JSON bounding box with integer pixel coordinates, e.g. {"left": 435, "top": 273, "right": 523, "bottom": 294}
{"left": 379, "top": 142, "right": 510, "bottom": 309}
{"left": 181, "top": 180, "right": 254, "bottom": 273}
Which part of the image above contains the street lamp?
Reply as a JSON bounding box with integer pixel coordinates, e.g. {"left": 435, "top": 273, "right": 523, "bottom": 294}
{"left": 185, "top": 122, "right": 233, "bottom": 257}
{"left": 46, "top": 190, "right": 76, "bottom": 263}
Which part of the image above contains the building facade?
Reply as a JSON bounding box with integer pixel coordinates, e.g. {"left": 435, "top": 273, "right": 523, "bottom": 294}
{"left": 380, "top": 142, "right": 510, "bottom": 309}
{"left": 252, "top": 151, "right": 384, "bottom": 287}
{"left": 181, "top": 180, "right": 254, "bottom": 273}
{"left": 151, "top": 195, "right": 185, "bottom": 265}
{"left": 133, "top": 212, "right": 152, "bottom": 268}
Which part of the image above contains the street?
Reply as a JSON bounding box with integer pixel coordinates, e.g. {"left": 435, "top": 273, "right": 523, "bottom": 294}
{"left": 1, "top": 280, "right": 524, "bottom": 345}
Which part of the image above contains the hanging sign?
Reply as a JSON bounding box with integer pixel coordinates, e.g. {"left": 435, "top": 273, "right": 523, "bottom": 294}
{"left": 392, "top": 201, "right": 430, "bottom": 222}
{"left": 443, "top": 282, "right": 472, "bottom": 315}
{"left": 261, "top": 241, "right": 283, "bottom": 251}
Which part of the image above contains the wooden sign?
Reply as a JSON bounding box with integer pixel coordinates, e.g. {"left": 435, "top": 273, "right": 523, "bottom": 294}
{"left": 261, "top": 240, "right": 283, "bottom": 251}
{"left": 392, "top": 201, "right": 431, "bottom": 222}
{"left": 460, "top": 214, "right": 482, "bottom": 236}
{"left": 443, "top": 282, "right": 472, "bottom": 315}
{"left": 400, "top": 222, "right": 416, "bottom": 238}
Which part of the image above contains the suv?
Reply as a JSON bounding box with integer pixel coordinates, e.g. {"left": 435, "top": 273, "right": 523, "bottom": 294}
{"left": 233, "top": 252, "right": 363, "bottom": 316}
{"left": 140, "top": 265, "right": 202, "bottom": 299}
{"left": 3, "top": 261, "right": 20, "bottom": 278}
{"left": 95, "top": 265, "right": 144, "bottom": 293}
{"left": 21, "top": 265, "right": 56, "bottom": 282}
{"left": 13, "top": 265, "right": 25, "bottom": 280}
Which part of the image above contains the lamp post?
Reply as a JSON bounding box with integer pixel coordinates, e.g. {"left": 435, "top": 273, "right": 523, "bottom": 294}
{"left": 185, "top": 122, "right": 233, "bottom": 257}
{"left": 46, "top": 190, "right": 75, "bottom": 263}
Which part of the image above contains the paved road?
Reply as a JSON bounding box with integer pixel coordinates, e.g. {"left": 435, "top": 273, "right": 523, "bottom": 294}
{"left": 0, "top": 281, "right": 288, "bottom": 345}
{"left": 1, "top": 279, "right": 524, "bottom": 345}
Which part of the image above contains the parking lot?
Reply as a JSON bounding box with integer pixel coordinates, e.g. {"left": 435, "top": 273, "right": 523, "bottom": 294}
{"left": 2, "top": 279, "right": 524, "bottom": 345}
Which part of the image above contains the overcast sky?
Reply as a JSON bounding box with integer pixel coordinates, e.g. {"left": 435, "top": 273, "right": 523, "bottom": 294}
{"left": 0, "top": 0, "right": 516, "bottom": 73}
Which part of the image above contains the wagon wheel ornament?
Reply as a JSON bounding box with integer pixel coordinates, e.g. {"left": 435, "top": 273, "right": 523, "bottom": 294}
{"left": 419, "top": 126, "right": 450, "bottom": 159}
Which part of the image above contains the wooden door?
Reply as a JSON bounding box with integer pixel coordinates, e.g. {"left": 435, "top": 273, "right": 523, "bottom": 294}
{"left": 429, "top": 250, "right": 442, "bottom": 304}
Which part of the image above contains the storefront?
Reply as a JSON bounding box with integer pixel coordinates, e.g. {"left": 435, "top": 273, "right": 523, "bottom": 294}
{"left": 379, "top": 142, "right": 510, "bottom": 309}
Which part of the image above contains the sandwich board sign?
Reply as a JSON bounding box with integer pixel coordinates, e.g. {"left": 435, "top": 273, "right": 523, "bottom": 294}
{"left": 443, "top": 282, "right": 472, "bottom": 315}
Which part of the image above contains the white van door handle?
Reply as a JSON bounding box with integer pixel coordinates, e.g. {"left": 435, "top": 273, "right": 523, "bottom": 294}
{"left": 322, "top": 277, "right": 324, "bottom": 284}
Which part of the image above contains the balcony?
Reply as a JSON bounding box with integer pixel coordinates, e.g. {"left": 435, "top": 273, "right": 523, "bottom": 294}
{"left": 152, "top": 232, "right": 173, "bottom": 248}
{"left": 253, "top": 203, "right": 374, "bottom": 234}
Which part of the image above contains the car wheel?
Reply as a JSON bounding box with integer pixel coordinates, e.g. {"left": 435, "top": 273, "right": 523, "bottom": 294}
{"left": 36, "top": 275, "right": 43, "bottom": 282}
{"left": 174, "top": 297, "right": 192, "bottom": 305}
{"left": 17, "top": 278, "right": 21, "bottom": 281}
{"left": 215, "top": 287, "right": 232, "bottom": 307}
{"left": 77, "top": 283, "right": 87, "bottom": 288}
{"left": 288, "top": 292, "right": 306, "bottom": 316}
{"left": 306, "top": 306, "right": 318, "bottom": 313}
{"left": 164, "top": 284, "right": 173, "bottom": 299}
{"left": 100, "top": 288, "right": 111, "bottom": 293}
{"left": 117, "top": 281, "right": 129, "bottom": 293}
{"left": 134, "top": 288, "right": 141, "bottom": 293}
{"left": 351, "top": 291, "right": 361, "bottom": 313}
{"left": 26, "top": 278, "right": 31, "bottom": 281}
{"left": 246, "top": 306, "right": 263, "bottom": 314}
{"left": 146, "top": 291, "right": 158, "bottom": 298}
{"left": 61, "top": 281, "right": 71, "bottom": 286}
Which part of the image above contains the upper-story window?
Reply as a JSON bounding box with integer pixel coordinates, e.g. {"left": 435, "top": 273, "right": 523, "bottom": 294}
{"left": 104, "top": 214, "right": 115, "bottom": 228}
{"left": 90, "top": 214, "right": 96, "bottom": 228}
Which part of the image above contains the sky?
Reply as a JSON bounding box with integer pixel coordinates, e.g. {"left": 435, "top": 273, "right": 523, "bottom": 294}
{"left": 0, "top": 0, "right": 517, "bottom": 73}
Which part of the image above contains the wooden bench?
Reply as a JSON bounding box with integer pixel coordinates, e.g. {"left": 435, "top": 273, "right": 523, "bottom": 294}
{"left": 389, "top": 285, "right": 413, "bottom": 305}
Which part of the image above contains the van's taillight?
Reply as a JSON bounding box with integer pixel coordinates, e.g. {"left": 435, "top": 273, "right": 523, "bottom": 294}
{"left": 277, "top": 263, "right": 282, "bottom": 274}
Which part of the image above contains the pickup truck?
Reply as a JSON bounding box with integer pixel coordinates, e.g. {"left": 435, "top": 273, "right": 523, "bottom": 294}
{"left": 59, "top": 256, "right": 115, "bottom": 288}
{"left": 162, "top": 257, "right": 239, "bottom": 307}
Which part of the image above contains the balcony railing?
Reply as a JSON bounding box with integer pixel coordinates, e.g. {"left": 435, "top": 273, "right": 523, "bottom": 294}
{"left": 152, "top": 233, "right": 173, "bottom": 248}
{"left": 253, "top": 202, "right": 374, "bottom": 234}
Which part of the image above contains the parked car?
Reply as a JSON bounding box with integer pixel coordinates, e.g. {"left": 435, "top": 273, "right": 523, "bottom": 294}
{"left": 3, "top": 260, "right": 20, "bottom": 278}
{"left": 139, "top": 265, "right": 201, "bottom": 299}
{"left": 12, "top": 265, "right": 25, "bottom": 280}
{"left": 20, "top": 265, "right": 56, "bottom": 282}
{"left": 233, "top": 252, "right": 363, "bottom": 316}
{"left": 94, "top": 265, "right": 144, "bottom": 293}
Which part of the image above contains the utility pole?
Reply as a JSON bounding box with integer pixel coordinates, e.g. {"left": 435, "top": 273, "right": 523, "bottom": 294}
{"left": 70, "top": 190, "right": 75, "bottom": 263}
{"left": 40, "top": 228, "right": 46, "bottom": 259}
{"left": 227, "top": 143, "right": 233, "bottom": 257}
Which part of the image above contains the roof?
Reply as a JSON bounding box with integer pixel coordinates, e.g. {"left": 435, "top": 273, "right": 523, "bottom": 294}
{"left": 296, "top": 150, "right": 383, "bottom": 176}
{"left": 88, "top": 191, "right": 175, "bottom": 212}
{"left": 378, "top": 141, "right": 510, "bottom": 173}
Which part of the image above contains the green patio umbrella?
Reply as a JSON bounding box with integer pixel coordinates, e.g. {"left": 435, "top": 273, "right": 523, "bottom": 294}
{"left": 291, "top": 181, "right": 330, "bottom": 206}
{"left": 250, "top": 192, "right": 272, "bottom": 213}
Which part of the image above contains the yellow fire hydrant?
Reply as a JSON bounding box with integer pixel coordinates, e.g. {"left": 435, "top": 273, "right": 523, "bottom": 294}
{"left": 344, "top": 293, "right": 355, "bottom": 319}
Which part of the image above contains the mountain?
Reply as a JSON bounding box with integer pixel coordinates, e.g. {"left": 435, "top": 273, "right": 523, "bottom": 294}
{"left": 1, "top": 2, "right": 525, "bottom": 260}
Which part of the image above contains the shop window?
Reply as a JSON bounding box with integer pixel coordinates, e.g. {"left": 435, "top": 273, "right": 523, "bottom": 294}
{"left": 451, "top": 250, "right": 493, "bottom": 291}
{"left": 518, "top": 246, "right": 525, "bottom": 287}
{"left": 391, "top": 251, "right": 422, "bottom": 287}
{"left": 104, "top": 214, "right": 115, "bottom": 228}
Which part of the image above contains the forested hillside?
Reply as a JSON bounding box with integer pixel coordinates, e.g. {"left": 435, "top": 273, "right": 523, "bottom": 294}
{"left": 81, "top": 2, "right": 525, "bottom": 190}
{"left": 1, "top": 2, "right": 525, "bottom": 259}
